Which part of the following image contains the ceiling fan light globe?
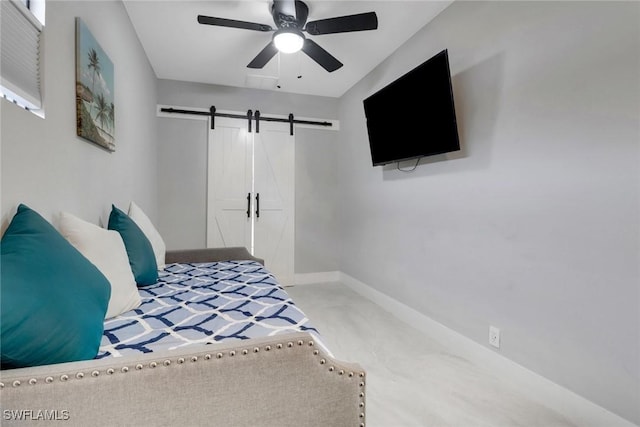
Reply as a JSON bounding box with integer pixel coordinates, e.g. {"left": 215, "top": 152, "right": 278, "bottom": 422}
{"left": 273, "top": 29, "right": 304, "bottom": 53}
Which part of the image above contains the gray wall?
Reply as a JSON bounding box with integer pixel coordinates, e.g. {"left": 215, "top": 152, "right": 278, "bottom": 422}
{"left": 337, "top": 1, "right": 639, "bottom": 424}
{"left": 156, "top": 79, "right": 340, "bottom": 273}
{"left": 156, "top": 116, "right": 208, "bottom": 250}
{"left": 295, "top": 127, "right": 340, "bottom": 273}
{"left": 1, "top": 0, "right": 158, "bottom": 228}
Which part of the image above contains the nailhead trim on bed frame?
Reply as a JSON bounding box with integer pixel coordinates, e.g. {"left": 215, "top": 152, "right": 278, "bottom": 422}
{"left": 0, "top": 338, "right": 366, "bottom": 426}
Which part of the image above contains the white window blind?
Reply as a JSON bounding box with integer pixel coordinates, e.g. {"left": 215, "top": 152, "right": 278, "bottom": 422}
{"left": 1, "top": 0, "right": 43, "bottom": 111}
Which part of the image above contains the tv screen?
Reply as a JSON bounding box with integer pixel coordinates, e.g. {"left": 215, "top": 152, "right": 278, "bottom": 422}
{"left": 363, "top": 49, "right": 460, "bottom": 166}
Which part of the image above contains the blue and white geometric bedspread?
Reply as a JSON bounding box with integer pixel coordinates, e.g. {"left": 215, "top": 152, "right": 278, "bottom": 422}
{"left": 97, "top": 261, "right": 319, "bottom": 358}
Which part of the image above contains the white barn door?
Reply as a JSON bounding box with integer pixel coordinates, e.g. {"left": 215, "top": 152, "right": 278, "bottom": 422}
{"left": 207, "top": 117, "right": 253, "bottom": 249}
{"left": 207, "top": 117, "right": 295, "bottom": 285}
{"left": 253, "top": 122, "right": 295, "bottom": 286}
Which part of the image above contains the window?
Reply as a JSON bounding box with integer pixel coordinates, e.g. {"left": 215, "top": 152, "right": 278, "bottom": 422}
{"left": 1, "top": 0, "right": 45, "bottom": 117}
{"left": 19, "top": 0, "right": 45, "bottom": 23}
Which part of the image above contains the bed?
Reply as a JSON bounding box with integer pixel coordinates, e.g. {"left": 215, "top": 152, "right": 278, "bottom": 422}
{"left": 0, "top": 248, "right": 366, "bottom": 426}
{"left": 98, "top": 257, "right": 327, "bottom": 358}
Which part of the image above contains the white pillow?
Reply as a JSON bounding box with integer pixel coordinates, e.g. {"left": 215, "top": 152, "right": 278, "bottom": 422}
{"left": 128, "top": 201, "right": 166, "bottom": 269}
{"left": 58, "top": 212, "right": 141, "bottom": 319}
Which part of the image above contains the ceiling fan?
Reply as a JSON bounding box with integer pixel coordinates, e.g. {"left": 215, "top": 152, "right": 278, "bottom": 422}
{"left": 197, "top": 0, "right": 378, "bottom": 73}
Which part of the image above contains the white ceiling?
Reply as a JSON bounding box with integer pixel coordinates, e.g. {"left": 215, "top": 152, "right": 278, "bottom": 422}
{"left": 123, "top": 1, "right": 452, "bottom": 98}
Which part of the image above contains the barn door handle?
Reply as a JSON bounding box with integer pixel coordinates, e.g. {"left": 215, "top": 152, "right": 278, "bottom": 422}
{"left": 255, "top": 193, "right": 260, "bottom": 218}
{"left": 246, "top": 193, "right": 251, "bottom": 218}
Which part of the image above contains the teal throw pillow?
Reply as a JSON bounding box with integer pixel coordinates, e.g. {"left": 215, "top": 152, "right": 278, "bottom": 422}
{"left": 0, "top": 204, "right": 111, "bottom": 368}
{"left": 108, "top": 205, "right": 158, "bottom": 286}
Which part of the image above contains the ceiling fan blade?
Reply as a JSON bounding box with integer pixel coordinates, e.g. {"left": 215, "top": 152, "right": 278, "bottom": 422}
{"left": 197, "top": 15, "right": 273, "bottom": 32}
{"left": 301, "top": 39, "right": 343, "bottom": 72}
{"left": 305, "top": 12, "right": 378, "bottom": 35}
{"left": 247, "top": 42, "right": 279, "bottom": 69}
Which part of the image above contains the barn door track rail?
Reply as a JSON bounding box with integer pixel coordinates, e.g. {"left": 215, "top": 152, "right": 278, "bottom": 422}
{"left": 160, "top": 105, "right": 333, "bottom": 136}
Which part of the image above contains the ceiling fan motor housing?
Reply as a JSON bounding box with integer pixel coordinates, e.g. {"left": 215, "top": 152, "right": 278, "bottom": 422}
{"left": 271, "top": 0, "right": 309, "bottom": 29}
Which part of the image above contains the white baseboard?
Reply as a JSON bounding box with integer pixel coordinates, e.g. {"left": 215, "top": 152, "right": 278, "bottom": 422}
{"left": 293, "top": 271, "right": 340, "bottom": 286}
{"left": 339, "top": 272, "right": 638, "bottom": 427}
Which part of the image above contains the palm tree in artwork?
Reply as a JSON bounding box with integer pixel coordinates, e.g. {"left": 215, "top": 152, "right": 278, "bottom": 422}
{"left": 107, "top": 103, "right": 115, "bottom": 134}
{"left": 87, "top": 48, "right": 101, "bottom": 95}
{"left": 95, "top": 93, "right": 109, "bottom": 131}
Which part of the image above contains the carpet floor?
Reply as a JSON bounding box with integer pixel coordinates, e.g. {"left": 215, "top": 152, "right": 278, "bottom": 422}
{"left": 286, "top": 282, "right": 578, "bottom": 427}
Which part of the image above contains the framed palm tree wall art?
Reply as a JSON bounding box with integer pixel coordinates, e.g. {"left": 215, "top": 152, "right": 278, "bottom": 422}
{"left": 75, "top": 18, "right": 115, "bottom": 151}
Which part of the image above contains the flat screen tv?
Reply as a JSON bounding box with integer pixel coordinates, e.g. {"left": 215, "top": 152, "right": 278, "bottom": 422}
{"left": 363, "top": 49, "right": 460, "bottom": 166}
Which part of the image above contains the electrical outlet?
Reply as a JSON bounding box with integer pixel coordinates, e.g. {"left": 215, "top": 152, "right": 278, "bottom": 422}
{"left": 489, "top": 326, "right": 500, "bottom": 348}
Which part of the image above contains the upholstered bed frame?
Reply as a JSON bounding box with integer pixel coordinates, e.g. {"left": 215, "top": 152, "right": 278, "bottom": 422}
{"left": 0, "top": 248, "right": 366, "bottom": 426}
